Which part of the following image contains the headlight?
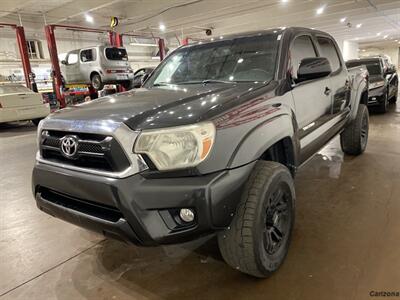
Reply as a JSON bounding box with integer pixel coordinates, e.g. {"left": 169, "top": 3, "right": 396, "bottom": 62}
{"left": 134, "top": 122, "right": 215, "bottom": 171}
{"left": 369, "top": 81, "right": 384, "bottom": 89}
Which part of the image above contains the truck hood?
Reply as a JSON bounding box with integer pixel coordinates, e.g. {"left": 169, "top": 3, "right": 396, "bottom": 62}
{"left": 45, "top": 82, "right": 275, "bottom": 131}
{"left": 368, "top": 75, "right": 384, "bottom": 83}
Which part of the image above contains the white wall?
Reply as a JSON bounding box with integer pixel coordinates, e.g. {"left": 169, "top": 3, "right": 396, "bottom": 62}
{"left": 342, "top": 41, "right": 359, "bottom": 61}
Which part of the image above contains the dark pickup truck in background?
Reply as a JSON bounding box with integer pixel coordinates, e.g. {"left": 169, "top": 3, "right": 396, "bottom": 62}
{"left": 346, "top": 57, "right": 398, "bottom": 112}
{"left": 33, "top": 27, "right": 368, "bottom": 278}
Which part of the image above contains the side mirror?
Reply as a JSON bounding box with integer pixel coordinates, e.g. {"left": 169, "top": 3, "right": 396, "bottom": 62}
{"left": 141, "top": 73, "right": 150, "bottom": 86}
{"left": 61, "top": 60, "right": 67, "bottom": 65}
{"left": 296, "top": 57, "right": 332, "bottom": 83}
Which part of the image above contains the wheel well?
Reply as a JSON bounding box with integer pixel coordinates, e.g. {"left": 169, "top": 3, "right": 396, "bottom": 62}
{"left": 260, "top": 137, "right": 296, "bottom": 176}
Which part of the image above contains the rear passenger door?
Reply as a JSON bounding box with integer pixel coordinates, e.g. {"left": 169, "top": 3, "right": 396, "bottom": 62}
{"left": 316, "top": 36, "right": 350, "bottom": 115}
{"left": 289, "top": 35, "right": 333, "bottom": 154}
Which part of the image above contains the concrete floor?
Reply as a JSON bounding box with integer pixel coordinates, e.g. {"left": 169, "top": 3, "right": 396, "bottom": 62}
{"left": 1, "top": 102, "right": 399, "bottom": 300}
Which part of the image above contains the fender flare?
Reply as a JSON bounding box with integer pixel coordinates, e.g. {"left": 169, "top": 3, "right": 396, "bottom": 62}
{"left": 349, "top": 73, "right": 368, "bottom": 121}
{"left": 228, "top": 113, "right": 298, "bottom": 169}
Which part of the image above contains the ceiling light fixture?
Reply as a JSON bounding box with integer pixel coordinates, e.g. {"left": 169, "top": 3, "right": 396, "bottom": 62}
{"left": 340, "top": 17, "right": 346, "bottom": 23}
{"left": 85, "top": 14, "right": 94, "bottom": 23}
{"left": 356, "top": 23, "right": 362, "bottom": 28}
{"left": 159, "top": 23, "right": 166, "bottom": 31}
{"left": 383, "top": 35, "right": 388, "bottom": 39}
{"left": 316, "top": 6, "right": 325, "bottom": 15}
{"left": 376, "top": 32, "right": 381, "bottom": 36}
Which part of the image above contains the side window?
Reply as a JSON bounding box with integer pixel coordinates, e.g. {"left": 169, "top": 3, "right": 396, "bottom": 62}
{"left": 67, "top": 53, "right": 78, "bottom": 65}
{"left": 316, "top": 37, "right": 341, "bottom": 72}
{"left": 290, "top": 35, "right": 317, "bottom": 79}
{"left": 80, "top": 49, "right": 95, "bottom": 62}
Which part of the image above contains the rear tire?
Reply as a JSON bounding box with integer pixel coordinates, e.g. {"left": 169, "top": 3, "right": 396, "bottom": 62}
{"left": 91, "top": 74, "right": 104, "bottom": 91}
{"left": 340, "top": 104, "right": 369, "bottom": 155}
{"left": 218, "top": 161, "right": 295, "bottom": 278}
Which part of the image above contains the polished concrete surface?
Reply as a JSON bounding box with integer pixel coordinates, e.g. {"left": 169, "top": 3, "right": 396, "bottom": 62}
{"left": 1, "top": 103, "right": 399, "bottom": 300}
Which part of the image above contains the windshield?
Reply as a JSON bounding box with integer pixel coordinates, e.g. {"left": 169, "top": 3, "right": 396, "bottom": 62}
{"left": 146, "top": 33, "right": 280, "bottom": 87}
{"left": 105, "top": 47, "right": 128, "bottom": 61}
{"left": 346, "top": 60, "right": 382, "bottom": 75}
{"left": 0, "top": 85, "right": 32, "bottom": 94}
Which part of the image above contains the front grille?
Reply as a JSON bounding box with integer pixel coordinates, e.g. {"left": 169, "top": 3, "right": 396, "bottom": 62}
{"left": 40, "top": 130, "right": 130, "bottom": 172}
{"left": 39, "top": 187, "right": 123, "bottom": 223}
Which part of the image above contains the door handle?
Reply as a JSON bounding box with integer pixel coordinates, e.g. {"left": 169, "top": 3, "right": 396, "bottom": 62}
{"left": 324, "top": 87, "right": 331, "bottom": 96}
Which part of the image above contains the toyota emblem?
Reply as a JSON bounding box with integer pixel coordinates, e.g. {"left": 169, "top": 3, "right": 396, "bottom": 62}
{"left": 60, "top": 135, "right": 78, "bottom": 158}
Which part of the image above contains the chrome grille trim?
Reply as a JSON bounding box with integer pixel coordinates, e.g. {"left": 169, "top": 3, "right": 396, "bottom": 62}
{"left": 36, "top": 121, "right": 148, "bottom": 178}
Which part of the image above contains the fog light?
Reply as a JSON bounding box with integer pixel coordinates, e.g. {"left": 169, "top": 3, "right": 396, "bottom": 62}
{"left": 179, "top": 208, "right": 195, "bottom": 223}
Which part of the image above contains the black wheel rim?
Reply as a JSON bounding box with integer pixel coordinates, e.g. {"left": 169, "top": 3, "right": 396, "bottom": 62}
{"left": 360, "top": 112, "right": 368, "bottom": 149}
{"left": 263, "top": 184, "right": 291, "bottom": 255}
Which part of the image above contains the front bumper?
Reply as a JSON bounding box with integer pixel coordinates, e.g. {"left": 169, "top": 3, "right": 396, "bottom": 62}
{"left": 32, "top": 161, "right": 255, "bottom": 245}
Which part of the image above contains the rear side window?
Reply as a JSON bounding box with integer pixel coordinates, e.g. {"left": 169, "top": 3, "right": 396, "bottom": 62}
{"left": 80, "top": 49, "right": 95, "bottom": 62}
{"left": 317, "top": 37, "right": 341, "bottom": 72}
{"left": 105, "top": 48, "right": 128, "bottom": 61}
{"left": 290, "top": 35, "right": 317, "bottom": 79}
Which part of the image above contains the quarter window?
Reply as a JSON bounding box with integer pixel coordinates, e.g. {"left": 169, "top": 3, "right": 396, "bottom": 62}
{"left": 67, "top": 53, "right": 78, "bottom": 65}
{"left": 290, "top": 35, "right": 317, "bottom": 79}
{"left": 317, "top": 37, "right": 341, "bottom": 72}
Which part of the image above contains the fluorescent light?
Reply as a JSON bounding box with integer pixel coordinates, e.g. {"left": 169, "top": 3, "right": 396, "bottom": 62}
{"left": 281, "top": 0, "right": 289, "bottom": 2}
{"left": 219, "top": 36, "right": 223, "bottom": 39}
{"left": 383, "top": 35, "right": 388, "bottom": 39}
{"left": 377, "top": 32, "right": 381, "bottom": 36}
{"left": 356, "top": 23, "right": 362, "bottom": 28}
{"left": 85, "top": 14, "right": 94, "bottom": 23}
{"left": 129, "top": 42, "right": 158, "bottom": 47}
{"left": 340, "top": 17, "right": 346, "bottom": 23}
{"left": 159, "top": 23, "right": 166, "bottom": 31}
{"left": 316, "top": 6, "right": 325, "bottom": 15}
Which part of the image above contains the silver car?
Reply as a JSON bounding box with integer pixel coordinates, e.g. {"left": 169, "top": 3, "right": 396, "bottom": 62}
{"left": 61, "top": 45, "right": 134, "bottom": 90}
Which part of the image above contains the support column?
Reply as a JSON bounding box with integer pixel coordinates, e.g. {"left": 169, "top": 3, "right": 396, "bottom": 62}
{"left": 15, "top": 26, "right": 37, "bottom": 91}
{"left": 44, "top": 25, "right": 65, "bottom": 108}
{"left": 158, "top": 38, "right": 166, "bottom": 61}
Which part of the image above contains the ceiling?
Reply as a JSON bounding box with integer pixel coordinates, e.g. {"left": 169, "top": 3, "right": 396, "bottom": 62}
{"left": 0, "top": 0, "right": 399, "bottom": 46}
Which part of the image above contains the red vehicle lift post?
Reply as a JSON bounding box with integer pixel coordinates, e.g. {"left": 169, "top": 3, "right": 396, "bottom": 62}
{"left": 44, "top": 24, "right": 115, "bottom": 108}
{"left": 0, "top": 23, "right": 37, "bottom": 91}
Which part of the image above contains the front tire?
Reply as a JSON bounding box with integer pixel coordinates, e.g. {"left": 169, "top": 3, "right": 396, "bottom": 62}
{"left": 389, "top": 82, "right": 398, "bottom": 104}
{"left": 378, "top": 92, "right": 388, "bottom": 113}
{"left": 121, "top": 80, "right": 134, "bottom": 90}
{"left": 340, "top": 103, "right": 369, "bottom": 155}
{"left": 218, "top": 161, "right": 295, "bottom": 278}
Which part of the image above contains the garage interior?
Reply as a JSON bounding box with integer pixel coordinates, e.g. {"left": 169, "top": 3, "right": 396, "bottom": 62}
{"left": 0, "top": 1, "right": 400, "bottom": 299}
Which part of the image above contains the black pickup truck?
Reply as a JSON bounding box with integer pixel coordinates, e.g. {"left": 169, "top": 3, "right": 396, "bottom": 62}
{"left": 346, "top": 57, "right": 398, "bottom": 112}
{"left": 33, "top": 27, "right": 368, "bottom": 278}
